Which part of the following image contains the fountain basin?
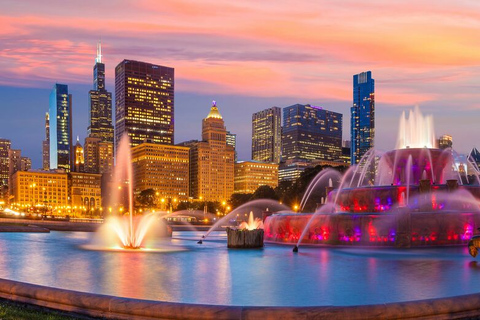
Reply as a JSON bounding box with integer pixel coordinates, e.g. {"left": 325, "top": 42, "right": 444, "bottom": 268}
{"left": 226, "top": 228, "right": 264, "bottom": 248}
{"left": 329, "top": 184, "right": 480, "bottom": 214}
{"left": 264, "top": 210, "right": 480, "bottom": 247}
{"left": 3, "top": 277, "right": 480, "bottom": 320}
{"left": 3, "top": 231, "right": 480, "bottom": 307}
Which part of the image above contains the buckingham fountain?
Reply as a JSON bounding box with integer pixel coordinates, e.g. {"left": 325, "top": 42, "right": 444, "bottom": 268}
{"left": 264, "top": 107, "right": 480, "bottom": 249}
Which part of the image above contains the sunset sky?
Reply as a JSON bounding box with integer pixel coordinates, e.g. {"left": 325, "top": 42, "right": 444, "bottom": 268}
{"left": 1, "top": 0, "right": 480, "bottom": 167}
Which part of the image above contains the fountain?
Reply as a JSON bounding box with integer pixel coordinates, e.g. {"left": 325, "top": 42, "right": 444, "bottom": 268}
{"left": 265, "top": 107, "right": 480, "bottom": 249}
{"left": 226, "top": 212, "right": 265, "bottom": 248}
{"left": 95, "top": 134, "right": 171, "bottom": 250}
{"left": 197, "top": 199, "right": 288, "bottom": 244}
{"left": 238, "top": 211, "right": 264, "bottom": 230}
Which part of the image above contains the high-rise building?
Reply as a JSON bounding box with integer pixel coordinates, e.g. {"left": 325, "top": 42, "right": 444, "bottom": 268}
{"left": 351, "top": 71, "right": 375, "bottom": 164}
{"left": 438, "top": 134, "right": 453, "bottom": 150}
{"left": 88, "top": 43, "right": 114, "bottom": 144}
{"left": 115, "top": 60, "right": 174, "bottom": 151}
{"left": 98, "top": 141, "right": 114, "bottom": 174}
{"left": 340, "top": 140, "right": 351, "bottom": 165}
{"left": 8, "top": 149, "right": 21, "bottom": 191}
{"left": 252, "top": 107, "right": 282, "bottom": 163}
{"left": 234, "top": 161, "right": 278, "bottom": 194}
{"left": 188, "top": 102, "right": 235, "bottom": 202}
{"left": 226, "top": 131, "right": 237, "bottom": 161}
{"left": 21, "top": 157, "right": 31, "bottom": 172}
{"left": 278, "top": 160, "right": 310, "bottom": 182}
{"left": 132, "top": 142, "right": 190, "bottom": 201}
{"left": 282, "top": 104, "right": 342, "bottom": 162}
{"left": 84, "top": 137, "right": 114, "bottom": 175}
{"left": 0, "top": 139, "right": 11, "bottom": 188}
{"left": 42, "top": 112, "right": 50, "bottom": 170}
{"left": 49, "top": 83, "right": 72, "bottom": 171}
{"left": 84, "top": 137, "right": 101, "bottom": 174}
{"left": 73, "top": 138, "right": 85, "bottom": 172}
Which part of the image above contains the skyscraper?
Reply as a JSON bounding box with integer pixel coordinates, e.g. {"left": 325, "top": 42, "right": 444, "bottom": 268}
{"left": 188, "top": 102, "right": 235, "bottom": 202}
{"left": 282, "top": 104, "right": 342, "bottom": 162}
{"left": 351, "top": 71, "right": 375, "bottom": 164}
{"left": 49, "top": 83, "right": 72, "bottom": 172}
{"left": 226, "top": 131, "right": 237, "bottom": 161}
{"left": 88, "top": 42, "right": 113, "bottom": 144}
{"left": 20, "top": 157, "right": 31, "bottom": 172}
{"left": 73, "top": 137, "right": 85, "bottom": 172}
{"left": 115, "top": 60, "right": 174, "bottom": 151}
{"left": 42, "top": 112, "right": 50, "bottom": 170}
{"left": 84, "top": 137, "right": 114, "bottom": 174}
{"left": 8, "top": 149, "right": 21, "bottom": 187}
{"left": 252, "top": 107, "right": 282, "bottom": 163}
{"left": 0, "top": 139, "right": 11, "bottom": 187}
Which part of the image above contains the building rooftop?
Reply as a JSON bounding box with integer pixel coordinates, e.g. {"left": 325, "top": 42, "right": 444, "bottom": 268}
{"left": 206, "top": 101, "right": 222, "bottom": 119}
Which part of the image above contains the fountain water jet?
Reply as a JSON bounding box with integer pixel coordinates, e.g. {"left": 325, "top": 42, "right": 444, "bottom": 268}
{"left": 198, "top": 199, "right": 288, "bottom": 244}
{"left": 100, "top": 134, "right": 170, "bottom": 250}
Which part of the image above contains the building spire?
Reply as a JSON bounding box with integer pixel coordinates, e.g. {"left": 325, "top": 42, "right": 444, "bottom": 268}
{"left": 96, "top": 41, "right": 102, "bottom": 63}
{"left": 206, "top": 100, "right": 222, "bottom": 119}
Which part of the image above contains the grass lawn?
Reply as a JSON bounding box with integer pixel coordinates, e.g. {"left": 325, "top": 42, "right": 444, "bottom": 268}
{"left": 0, "top": 298, "right": 100, "bottom": 320}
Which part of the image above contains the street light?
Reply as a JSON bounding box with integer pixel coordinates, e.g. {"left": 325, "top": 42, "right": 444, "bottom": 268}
{"left": 293, "top": 204, "right": 299, "bottom": 212}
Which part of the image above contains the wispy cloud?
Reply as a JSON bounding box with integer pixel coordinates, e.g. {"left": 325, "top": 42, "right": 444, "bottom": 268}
{"left": 1, "top": 0, "right": 480, "bottom": 107}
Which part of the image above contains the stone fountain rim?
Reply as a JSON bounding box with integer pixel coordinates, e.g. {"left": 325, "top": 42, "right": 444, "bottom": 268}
{"left": 0, "top": 277, "right": 480, "bottom": 319}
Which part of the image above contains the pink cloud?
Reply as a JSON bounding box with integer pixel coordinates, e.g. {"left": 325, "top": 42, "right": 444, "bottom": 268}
{"left": 0, "top": 1, "right": 479, "bottom": 109}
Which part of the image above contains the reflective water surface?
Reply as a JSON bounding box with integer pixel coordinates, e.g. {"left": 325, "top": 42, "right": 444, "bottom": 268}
{"left": 0, "top": 231, "right": 478, "bottom": 307}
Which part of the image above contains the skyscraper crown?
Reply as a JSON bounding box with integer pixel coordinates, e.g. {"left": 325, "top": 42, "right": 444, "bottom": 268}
{"left": 95, "top": 41, "right": 102, "bottom": 63}
{"left": 206, "top": 101, "right": 223, "bottom": 119}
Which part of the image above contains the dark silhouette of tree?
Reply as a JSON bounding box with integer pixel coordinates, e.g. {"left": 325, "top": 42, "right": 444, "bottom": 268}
{"left": 275, "top": 165, "right": 348, "bottom": 212}
{"left": 135, "top": 189, "right": 156, "bottom": 209}
{"left": 251, "top": 185, "right": 278, "bottom": 200}
{"left": 230, "top": 193, "right": 252, "bottom": 209}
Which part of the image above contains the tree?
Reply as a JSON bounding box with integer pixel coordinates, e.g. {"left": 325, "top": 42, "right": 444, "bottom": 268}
{"left": 230, "top": 193, "right": 252, "bottom": 209}
{"left": 135, "top": 189, "right": 156, "bottom": 209}
{"left": 251, "top": 185, "right": 278, "bottom": 201}
{"left": 275, "top": 165, "right": 348, "bottom": 211}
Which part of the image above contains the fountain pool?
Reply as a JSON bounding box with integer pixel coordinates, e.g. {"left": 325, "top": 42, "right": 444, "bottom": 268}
{"left": 1, "top": 230, "right": 480, "bottom": 307}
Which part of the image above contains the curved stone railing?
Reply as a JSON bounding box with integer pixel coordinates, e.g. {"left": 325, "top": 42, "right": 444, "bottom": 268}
{"left": 1, "top": 278, "right": 480, "bottom": 319}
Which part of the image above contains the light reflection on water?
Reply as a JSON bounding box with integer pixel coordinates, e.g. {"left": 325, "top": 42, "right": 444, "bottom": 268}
{"left": 0, "top": 231, "right": 478, "bottom": 307}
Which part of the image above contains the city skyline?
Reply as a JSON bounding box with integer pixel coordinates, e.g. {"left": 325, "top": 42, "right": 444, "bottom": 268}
{"left": 2, "top": 1, "right": 480, "bottom": 167}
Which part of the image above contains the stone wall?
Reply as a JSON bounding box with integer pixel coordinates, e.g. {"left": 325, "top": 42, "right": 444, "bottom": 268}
{"left": 1, "top": 278, "right": 480, "bottom": 319}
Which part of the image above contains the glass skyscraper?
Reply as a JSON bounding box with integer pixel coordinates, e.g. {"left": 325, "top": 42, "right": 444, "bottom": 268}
{"left": 351, "top": 71, "right": 375, "bottom": 164}
{"left": 282, "top": 104, "right": 342, "bottom": 162}
{"left": 252, "top": 107, "right": 282, "bottom": 163}
{"left": 115, "top": 60, "right": 174, "bottom": 151}
{"left": 88, "top": 42, "right": 113, "bottom": 144}
{"left": 42, "top": 112, "right": 50, "bottom": 170}
{"left": 49, "top": 83, "right": 72, "bottom": 171}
